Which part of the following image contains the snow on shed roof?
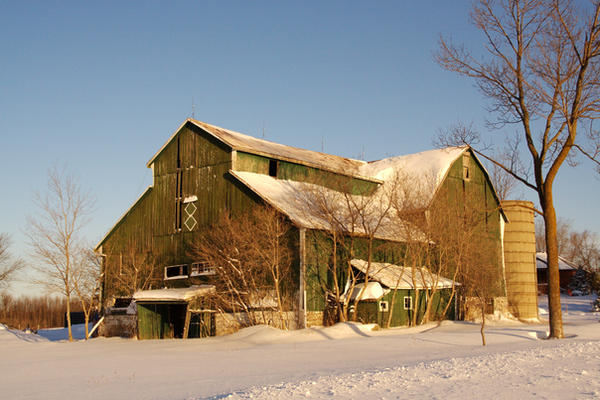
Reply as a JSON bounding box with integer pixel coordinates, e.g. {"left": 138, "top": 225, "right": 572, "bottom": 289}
{"left": 147, "top": 119, "right": 376, "bottom": 182}
{"left": 536, "top": 252, "right": 577, "bottom": 271}
{"left": 230, "top": 170, "right": 424, "bottom": 242}
{"left": 133, "top": 285, "right": 215, "bottom": 302}
{"left": 345, "top": 281, "right": 387, "bottom": 301}
{"left": 351, "top": 259, "right": 457, "bottom": 289}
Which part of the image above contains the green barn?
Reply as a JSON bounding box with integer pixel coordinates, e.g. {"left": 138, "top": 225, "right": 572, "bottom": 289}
{"left": 95, "top": 118, "right": 509, "bottom": 338}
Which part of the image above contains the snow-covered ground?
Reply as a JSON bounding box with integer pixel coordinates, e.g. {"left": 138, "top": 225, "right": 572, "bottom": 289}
{"left": 1, "top": 295, "right": 598, "bottom": 399}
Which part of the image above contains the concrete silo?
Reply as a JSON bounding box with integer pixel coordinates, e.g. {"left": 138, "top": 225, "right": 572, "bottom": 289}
{"left": 502, "top": 200, "right": 539, "bottom": 320}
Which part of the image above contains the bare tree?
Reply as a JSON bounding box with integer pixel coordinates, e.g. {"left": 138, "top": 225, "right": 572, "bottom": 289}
{"left": 347, "top": 179, "right": 397, "bottom": 322}
{"left": 489, "top": 159, "right": 518, "bottom": 201}
{"left": 567, "top": 230, "right": 600, "bottom": 270}
{"left": 26, "top": 167, "right": 95, "bottom": 341}
{"left": 298, "top": 173, "right": 398, "bottom": 323}
{"left": 458, "top": 239, "right": 502, "bottom": 346}
{"left": 109, "top": 243, "right": 160, "bottom": 299}
{"left": 535, "top": 217, "right": 572, "bottom": 253}
{"left": 71, "top": 248, "right": 101, "bottom": 339}
{"left": 437, "top": 0, "right": 600, "bottom": 338}
{"left": 191, "top": 206, "right": 294, "bottom": 329}
{"left": 0, "top": 234, "right": 24, "bottom": 290}
{"left": 537, "top": 220, "right": 600, "bottom": 269}
{"left": 387, "top": 171, "right": 433, "bottom": 327}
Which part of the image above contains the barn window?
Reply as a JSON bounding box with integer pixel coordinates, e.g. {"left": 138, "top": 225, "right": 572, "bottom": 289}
{"left": 119, "top": 253, "right": 125, "bottom": 276}
{"left": 269, "top": 159, "right": 278, "bottom": 177}
{"left": 164, "top": 264, "right": 189, "bottom": 280}
{"left": 403, "top": 296, "right": 413, "bottom": 310}
{"left": 190, "top": 262, "right": 216, "bottom": 276}
{"left": 175, "top": 136, "right": 183, "bottom": 232}
{"left": 175, "top": 169, "right": 183, "bottom": 231}
{"left": 462, "top": 154, "right": 470, "bottom": 180}
{"left": 379, "top": 301, "right": 389, "bottom": 312}
{"left": 183, "top": 196, "right": 198, "bottom": 231}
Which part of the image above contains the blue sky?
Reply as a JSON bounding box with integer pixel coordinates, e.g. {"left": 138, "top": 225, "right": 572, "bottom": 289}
{"left": 1, "top": 1, "right": 598, "bottom": 295}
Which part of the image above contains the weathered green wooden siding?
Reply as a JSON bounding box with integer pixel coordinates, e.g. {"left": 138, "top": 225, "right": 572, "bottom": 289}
{"left": 302, "top": 149, "right": 505, "bottom": 314}
{"left": 102, "top": 188, "right": 158, "bottom": 299}
{"left": 304, "top": 230, "right": 407, "bottom": 312}
{"left": 101, "top": 122, "right": 270, "bottom": 303}
{"left": 433, "top": 149, "right": 505, "bottom": 296}
{"left": 355, "top": 289, "right": 450, "bottom": 327}
{"left": 236, "top": 151, "right": 378, "bottom": 195}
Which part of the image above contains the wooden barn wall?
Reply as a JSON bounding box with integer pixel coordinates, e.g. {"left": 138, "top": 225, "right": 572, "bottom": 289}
{"left": 235, "top": 152, "right": 378, "bottom": 195}
{"left": 101, "top": 123, "right": 265, "bottom": 302}
{"left": 102, "top": 189, "right": 157, "bottom": 300}
{"left": 304, "top": 230, "right": 406, "bottom": 312}
{"left": 354, "top": 289, "right": 452, "bottom": 327}
{"left": 433, "top": 149, "right": 505, "bottom": 296}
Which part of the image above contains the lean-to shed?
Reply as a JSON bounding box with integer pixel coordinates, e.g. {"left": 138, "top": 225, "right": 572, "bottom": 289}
{"left": 348, "top": 259, "right": 458, "bottom": 327}
{"left": 133, "top": 285, "right": 215, "bottom": 339}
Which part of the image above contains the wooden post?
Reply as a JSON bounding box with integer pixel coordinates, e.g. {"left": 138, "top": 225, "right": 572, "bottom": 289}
{"left": 298, "top": 228, "right": 306, "bottom": 329}
{"left": 182, "top": 308, "right": 191, "bottom": 339}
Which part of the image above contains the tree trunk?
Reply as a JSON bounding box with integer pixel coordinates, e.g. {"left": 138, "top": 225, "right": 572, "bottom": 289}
{"left": 480, "top": 302, "right": 486, "bottom": 346}
{"left": 66, "top": 295, "right": 73, "bottom": 342}
{"left": 386, "top": 288, "right": 398, "bottom": 329}
{"left": 542, "top": 196, "right": 564, "bottom": 338}
{"left": 84, "top": 310, "right": 90, "bottom": 339}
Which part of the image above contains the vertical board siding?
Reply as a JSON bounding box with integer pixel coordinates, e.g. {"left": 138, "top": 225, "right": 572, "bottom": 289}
{"left": 235, "top": 152, "right": 378, "bottom": 195}
{"left": 101, "top": 126, "right": 505, "bottom": 318}
{"left": 101, "top": 122, "right": 265, "bottom": 303}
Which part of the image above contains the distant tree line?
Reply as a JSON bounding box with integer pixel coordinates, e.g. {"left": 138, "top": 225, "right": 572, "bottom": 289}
{"left": 0, "top": 293, "right": 82, "bottom": 331}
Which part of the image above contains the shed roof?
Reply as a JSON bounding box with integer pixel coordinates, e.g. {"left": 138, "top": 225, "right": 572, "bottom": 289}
{"left": 351, "top": 259, "right": 457, "bottom": 289}
{"left": 536, "top": 252, "right": 577, "bottom": 271}
{"left": 133, "top": 285, "right": 215, "bottom": 302}
{"left": 345, "top": 281, "right": 387, "bottom": 301}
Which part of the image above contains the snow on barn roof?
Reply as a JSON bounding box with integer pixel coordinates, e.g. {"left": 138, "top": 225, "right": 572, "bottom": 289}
{"left": 351, "top": 259, "right": 458, "bottom": 289}
{"left": 536, "top": 252, "right": 577, "bottom": 271}
{"left": 360, "top": 146, "right": 468, "bottom": 181}
{"left": 359, "top": 147, "right": 468, "bottom": 203}
{"left": 133, "top": 285, "right": 215, "bottom": 302}
{"left": 230, "top": 170, "right": 425, "bottom": 242}
{"left": 147, "top": 119, "right": 377, "bottom": 182}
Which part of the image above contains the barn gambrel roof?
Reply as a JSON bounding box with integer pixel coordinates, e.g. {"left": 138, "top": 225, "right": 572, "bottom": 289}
{"left": 97, "top": 119, "right": 507, "bottom": 250}
{"left": 147, "top": 118, "right": 378, "bottom": 183}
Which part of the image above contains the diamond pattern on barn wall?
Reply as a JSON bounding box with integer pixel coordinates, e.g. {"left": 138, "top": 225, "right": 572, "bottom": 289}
{"left": 184, "top": 202, "right": 197, "bottom": 231}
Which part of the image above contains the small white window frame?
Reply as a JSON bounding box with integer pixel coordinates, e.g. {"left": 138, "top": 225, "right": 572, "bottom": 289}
{"left": 403, "top": 296, "right": 413, "bottom": 310}
{"left": 164, "top": 264, "right": 189, "bottom": 280}
{"left": 379, "top": 301, "right": 389, "bottom": 312}
{"left": 462, "top": 154, "right": 471, "bottom": 181}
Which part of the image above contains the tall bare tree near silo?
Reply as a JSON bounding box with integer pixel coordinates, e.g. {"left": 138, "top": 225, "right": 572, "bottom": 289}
{"left": 27, "top": 167, "right": 95, "bottom": 341}
{"left": 436, "top": 0, "right": 600, "bottom": 338}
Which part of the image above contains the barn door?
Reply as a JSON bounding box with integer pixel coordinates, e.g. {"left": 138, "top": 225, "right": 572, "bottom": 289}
{"left": 187, "top": 311, "right": 215, "bottom": 338}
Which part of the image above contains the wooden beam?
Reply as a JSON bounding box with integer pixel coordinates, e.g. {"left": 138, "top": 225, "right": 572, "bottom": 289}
{"left": 298, "top": 228, "right": 306, "bottom": 329}
{"left": 182, "top": 308, "right": 191, "bottom": 339}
